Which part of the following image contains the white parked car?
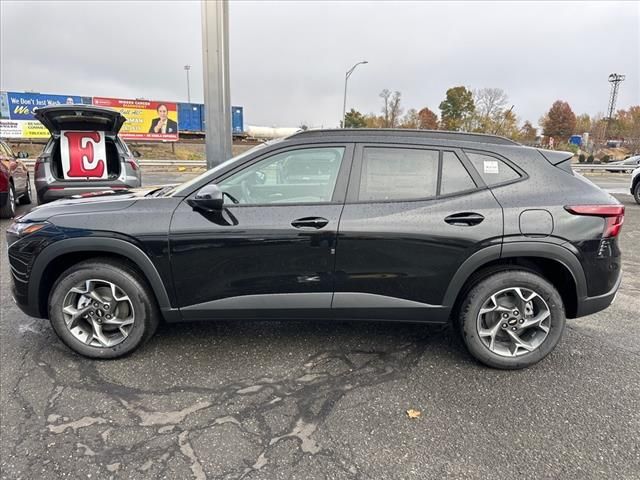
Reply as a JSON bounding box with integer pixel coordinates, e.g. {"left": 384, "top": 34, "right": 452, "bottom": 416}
{"left": 631, "top": 166, "right": 640, "bottom": 204}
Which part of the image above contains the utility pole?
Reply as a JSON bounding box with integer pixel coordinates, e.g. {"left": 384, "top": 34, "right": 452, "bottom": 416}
{"left": 603, "top": 73, "right": 625, "bottom": 141}
{"left": 201, "top": 0, "right": 232, "bottom": 169}
{"left": 184, "top": 65, "right": 192, "bottom": 103}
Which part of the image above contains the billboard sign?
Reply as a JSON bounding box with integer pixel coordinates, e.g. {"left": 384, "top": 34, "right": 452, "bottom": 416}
{"left": 92, "top": 97, "right": 179, "bottom": 141}
{"left": 0, "top": 91, "right": 91, "bottom": 139}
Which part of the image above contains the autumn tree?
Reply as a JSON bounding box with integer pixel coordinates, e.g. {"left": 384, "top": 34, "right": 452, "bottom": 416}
{"left": 439, "top": 86, "right": 475, "bottom": 131}
{"left": 520, "top": 121, "right": 537, "bottom": 144}
{"left": 575, "top": 113, "right": 591, "bottom": 135}
{"left": 418, "top": 107, "right": 439, "bottom": 129}
{"left": 343, "top": 108, "right": 367, "bottom": 128}
{"left": 380, "top": 89, "right": 403, "bottom": 128}
{"left": 397, "top": 109, "right": 419, "bottom": 129}
{"left": 542, "top": 100, "right": 577, "bottom": 140}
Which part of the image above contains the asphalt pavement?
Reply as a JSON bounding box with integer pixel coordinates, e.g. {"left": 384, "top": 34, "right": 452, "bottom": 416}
{"left": 1, "top": 173, "right": 638, "bottom": 479}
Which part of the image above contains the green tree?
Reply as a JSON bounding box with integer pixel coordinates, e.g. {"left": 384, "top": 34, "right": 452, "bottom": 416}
{"left": 439, "top": 86, "right": 475, "bottom": 131}
{"left": 343, "top": 108, "right": 367, "bottom": 128}
{"left": 542, "top": 100, "right": 577, "bottom": 140}
{"left": 418, "top": 107, "right": 439, "bottom": 129}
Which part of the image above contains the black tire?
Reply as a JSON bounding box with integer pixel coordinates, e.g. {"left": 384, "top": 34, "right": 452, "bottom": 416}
{"left": 18, "top": 175, "right": 31, "bottom": 205}
{"left": 0, "top": 183, "right": 16, "bottom": 219}
{"left": 458, "top": 270, "right": 565, "bottom": 369}
{"left": 634, "top": 181, "right": 640, "bottom": 205}
{"left": 48, "top": 258, "right": 159, "bottom": 359}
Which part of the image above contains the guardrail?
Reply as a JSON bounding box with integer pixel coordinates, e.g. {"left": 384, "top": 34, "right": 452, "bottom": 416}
{"left": 572, "top": 164, "right": 635, "bottom": 172}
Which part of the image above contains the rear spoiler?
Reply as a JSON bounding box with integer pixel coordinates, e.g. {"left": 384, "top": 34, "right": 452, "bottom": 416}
{"left": 538, "top": 149, "right": 574, "bottom": 174}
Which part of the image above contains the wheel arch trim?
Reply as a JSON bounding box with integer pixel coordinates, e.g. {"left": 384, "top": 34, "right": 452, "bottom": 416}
{"left": 30, "top": 237, "right": 173, "bottom": 314}
{"left": 443, "top": 242, "right": 587, "bottom": 308}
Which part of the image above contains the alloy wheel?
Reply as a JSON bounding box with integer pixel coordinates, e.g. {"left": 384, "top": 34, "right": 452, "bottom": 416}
{"left": 9, "top": 187, "right": 15, "bottom": 214}
{"left": 476, "top": 287, "right": 551, "bottom": 357}
{"left": 62, "top": 279, "right": 135, "bottom": 348}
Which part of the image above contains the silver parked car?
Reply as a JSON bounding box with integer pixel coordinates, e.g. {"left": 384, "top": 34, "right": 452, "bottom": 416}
{"left": 33, "top": 105, "right": 141, "bottom": 204}
{"left": 606, "top": 155, "right": 640, "bottom": 173}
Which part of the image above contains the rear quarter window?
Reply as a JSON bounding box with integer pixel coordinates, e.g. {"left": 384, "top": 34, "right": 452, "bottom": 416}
{"left": 465, "top": 151, "right": 521, "bottom": 186}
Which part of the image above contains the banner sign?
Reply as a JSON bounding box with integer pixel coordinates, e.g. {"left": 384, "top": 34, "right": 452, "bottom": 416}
{"left": 92, "top": 97, "right": 179, "bottom": 142}
{"left": 0, "top": 91, "right": 179, "bottom": 142}
{"left": 60, "top": 130, "right": 108, "bottom": 180}
{"left": 0, "top": 91, "right": 91, "bottom": 139}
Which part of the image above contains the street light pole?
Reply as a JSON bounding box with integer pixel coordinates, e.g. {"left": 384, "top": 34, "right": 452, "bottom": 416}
{"left": 341, "top": 60, "right": 368, "bottom": 128}
{"left": 201, "top": 0, "right": 232, "bottom": 169}
{"left": 184, "top": 65, "right": 191, "bottom": 103}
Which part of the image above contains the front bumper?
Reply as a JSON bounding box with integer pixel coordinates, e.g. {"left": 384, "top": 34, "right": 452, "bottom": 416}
{"left": 575, "top": 270, "right": 622, "bottom": 318}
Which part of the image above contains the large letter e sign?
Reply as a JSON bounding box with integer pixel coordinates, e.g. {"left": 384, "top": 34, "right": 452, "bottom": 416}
{"left": 60, "top": 130, "right": 108, "bottom": 180}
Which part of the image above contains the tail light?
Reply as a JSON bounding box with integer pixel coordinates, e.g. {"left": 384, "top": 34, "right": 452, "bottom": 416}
{"left": 126, "top": 157, "right": 139, "bottom": 171}
{"left": 0, "top": 163, "right": 8, "bottom": 191}
{"left": 565, "top": 205, "right": 625, "bottom": 238}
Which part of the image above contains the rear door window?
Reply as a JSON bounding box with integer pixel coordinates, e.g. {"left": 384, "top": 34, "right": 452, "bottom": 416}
{"left": 465, "top": 151, "right": 520, "bottom": 186}
{"left": 440, "top": 151, "right": 477, "bottom": 195}
{"left": 358, "top": 147, "right": 439, "bottom": 201}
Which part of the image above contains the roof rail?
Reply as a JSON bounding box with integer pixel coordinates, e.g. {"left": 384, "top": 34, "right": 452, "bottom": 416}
{"left": 288, "top": 128, "right": 519, "bottom": 146}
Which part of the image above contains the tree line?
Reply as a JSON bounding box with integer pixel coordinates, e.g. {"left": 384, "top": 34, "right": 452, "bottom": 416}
{"left": 343, "top": 86, "right": 640, "bottom": 150}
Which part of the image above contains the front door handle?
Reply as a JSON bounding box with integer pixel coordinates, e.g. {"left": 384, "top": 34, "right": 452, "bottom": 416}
{"left": 291, "top": 217, "right": 329, "bottom": 229}
{"left": 444, "top": 212, "right": 485, "bottom": 226}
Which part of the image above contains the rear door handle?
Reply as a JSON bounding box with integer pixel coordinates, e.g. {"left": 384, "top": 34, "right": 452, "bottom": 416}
{"left": 291, "top": 217, "right": 329, "bottom": 229}
{"left": 444, "top": 212, "right": 485, "bottom": 226}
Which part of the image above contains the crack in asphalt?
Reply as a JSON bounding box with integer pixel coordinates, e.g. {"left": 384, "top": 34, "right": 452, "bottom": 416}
{"left": 6, "top": 321, "right": 435, "bottom": 479}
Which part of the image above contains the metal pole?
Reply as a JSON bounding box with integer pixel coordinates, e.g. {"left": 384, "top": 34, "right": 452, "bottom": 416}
{"left": 341, "top": 61, "right": 368, "bottom": 128}
{"left": 184, "top": 65, "right": 191, "bottom": 103}
{"left": 341, "top": 74, "right": 348, "bottom": 128}
{"left": 202, "top": 0, "right": 232, "bottom": 168}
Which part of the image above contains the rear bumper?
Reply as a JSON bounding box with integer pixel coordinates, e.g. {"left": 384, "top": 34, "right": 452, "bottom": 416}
{"left": 36, "top": 182, "right": 140, "bottom": 202}
{"left": 575, "top": 270, "right": 622, "bottom": 318}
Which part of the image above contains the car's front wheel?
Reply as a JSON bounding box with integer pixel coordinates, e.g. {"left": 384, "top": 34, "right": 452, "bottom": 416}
{"left": 458, "top": 270, "right": 565, "bottom": 369}
{"left": 49, "top": 259, "right": 159, "bottom": 359}
{"left": 634, "top": 181, "right": 640, "bottom": 205}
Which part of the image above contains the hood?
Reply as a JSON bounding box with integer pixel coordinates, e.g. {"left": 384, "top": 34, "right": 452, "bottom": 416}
{"left": 34, "top": 105, "right": 126, "bottom": 135}
{"left": 19, "top": 186, "right": 162, "bottom": 222}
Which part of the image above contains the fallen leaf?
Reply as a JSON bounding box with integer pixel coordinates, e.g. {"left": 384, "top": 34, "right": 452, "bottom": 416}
{"left": 406, "top": 409, "right": 421, "bottom": 419}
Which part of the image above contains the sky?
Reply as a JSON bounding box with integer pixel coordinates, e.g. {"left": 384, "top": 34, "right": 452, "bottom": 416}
{"left": 1, "top": 0, "right": 638, "bottom": 129}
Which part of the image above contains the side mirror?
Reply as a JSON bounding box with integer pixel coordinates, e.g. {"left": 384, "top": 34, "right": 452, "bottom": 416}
{"left": 132, "top": 150, "right": 141, "bottom": 158}
{"left": 17, "top": 152, "right": 29, "bottom": 159}
{"left": 187, "top": 184, "right": 224, "bottom": 212}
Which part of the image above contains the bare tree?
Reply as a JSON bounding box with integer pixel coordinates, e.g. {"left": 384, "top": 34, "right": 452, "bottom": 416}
{"left": 380, "top": 89, "right": 403, "bottom": 128}
{"left": 475, "top": 88, "right": 508, "bottom": 120}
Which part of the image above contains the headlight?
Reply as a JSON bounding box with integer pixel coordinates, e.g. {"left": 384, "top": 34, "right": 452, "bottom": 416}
{"left": 6, "top": 221, "right": 49, "bottom": 238}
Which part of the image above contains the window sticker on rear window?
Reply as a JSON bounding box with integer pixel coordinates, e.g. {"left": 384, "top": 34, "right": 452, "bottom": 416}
{"left": 483, "top": 160, "right": 499, "bottom": 174}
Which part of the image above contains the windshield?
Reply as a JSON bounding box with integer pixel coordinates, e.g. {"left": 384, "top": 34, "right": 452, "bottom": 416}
{"left": 163, "top": 142, "right": 275, "bottom": 196}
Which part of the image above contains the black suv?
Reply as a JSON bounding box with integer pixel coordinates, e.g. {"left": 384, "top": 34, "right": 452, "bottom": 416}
{"left": 6, "top": 130, "right": 624, "bottom": 369}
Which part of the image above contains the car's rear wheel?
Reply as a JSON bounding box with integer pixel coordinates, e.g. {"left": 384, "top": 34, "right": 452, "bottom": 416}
{"left": 458, "top": 270, "right": 565, "bottom": 369}
{"left": 49, "top": 259, "right": 159, "bottom": 359}
{"left": 634, "top": 181, "right": 640, "bottom": 205}
{"left": 0, "top": 183, "right": 16, "bottom": 218}
{"left": 18, "top": 175, "right": 31, "bottom": 205}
